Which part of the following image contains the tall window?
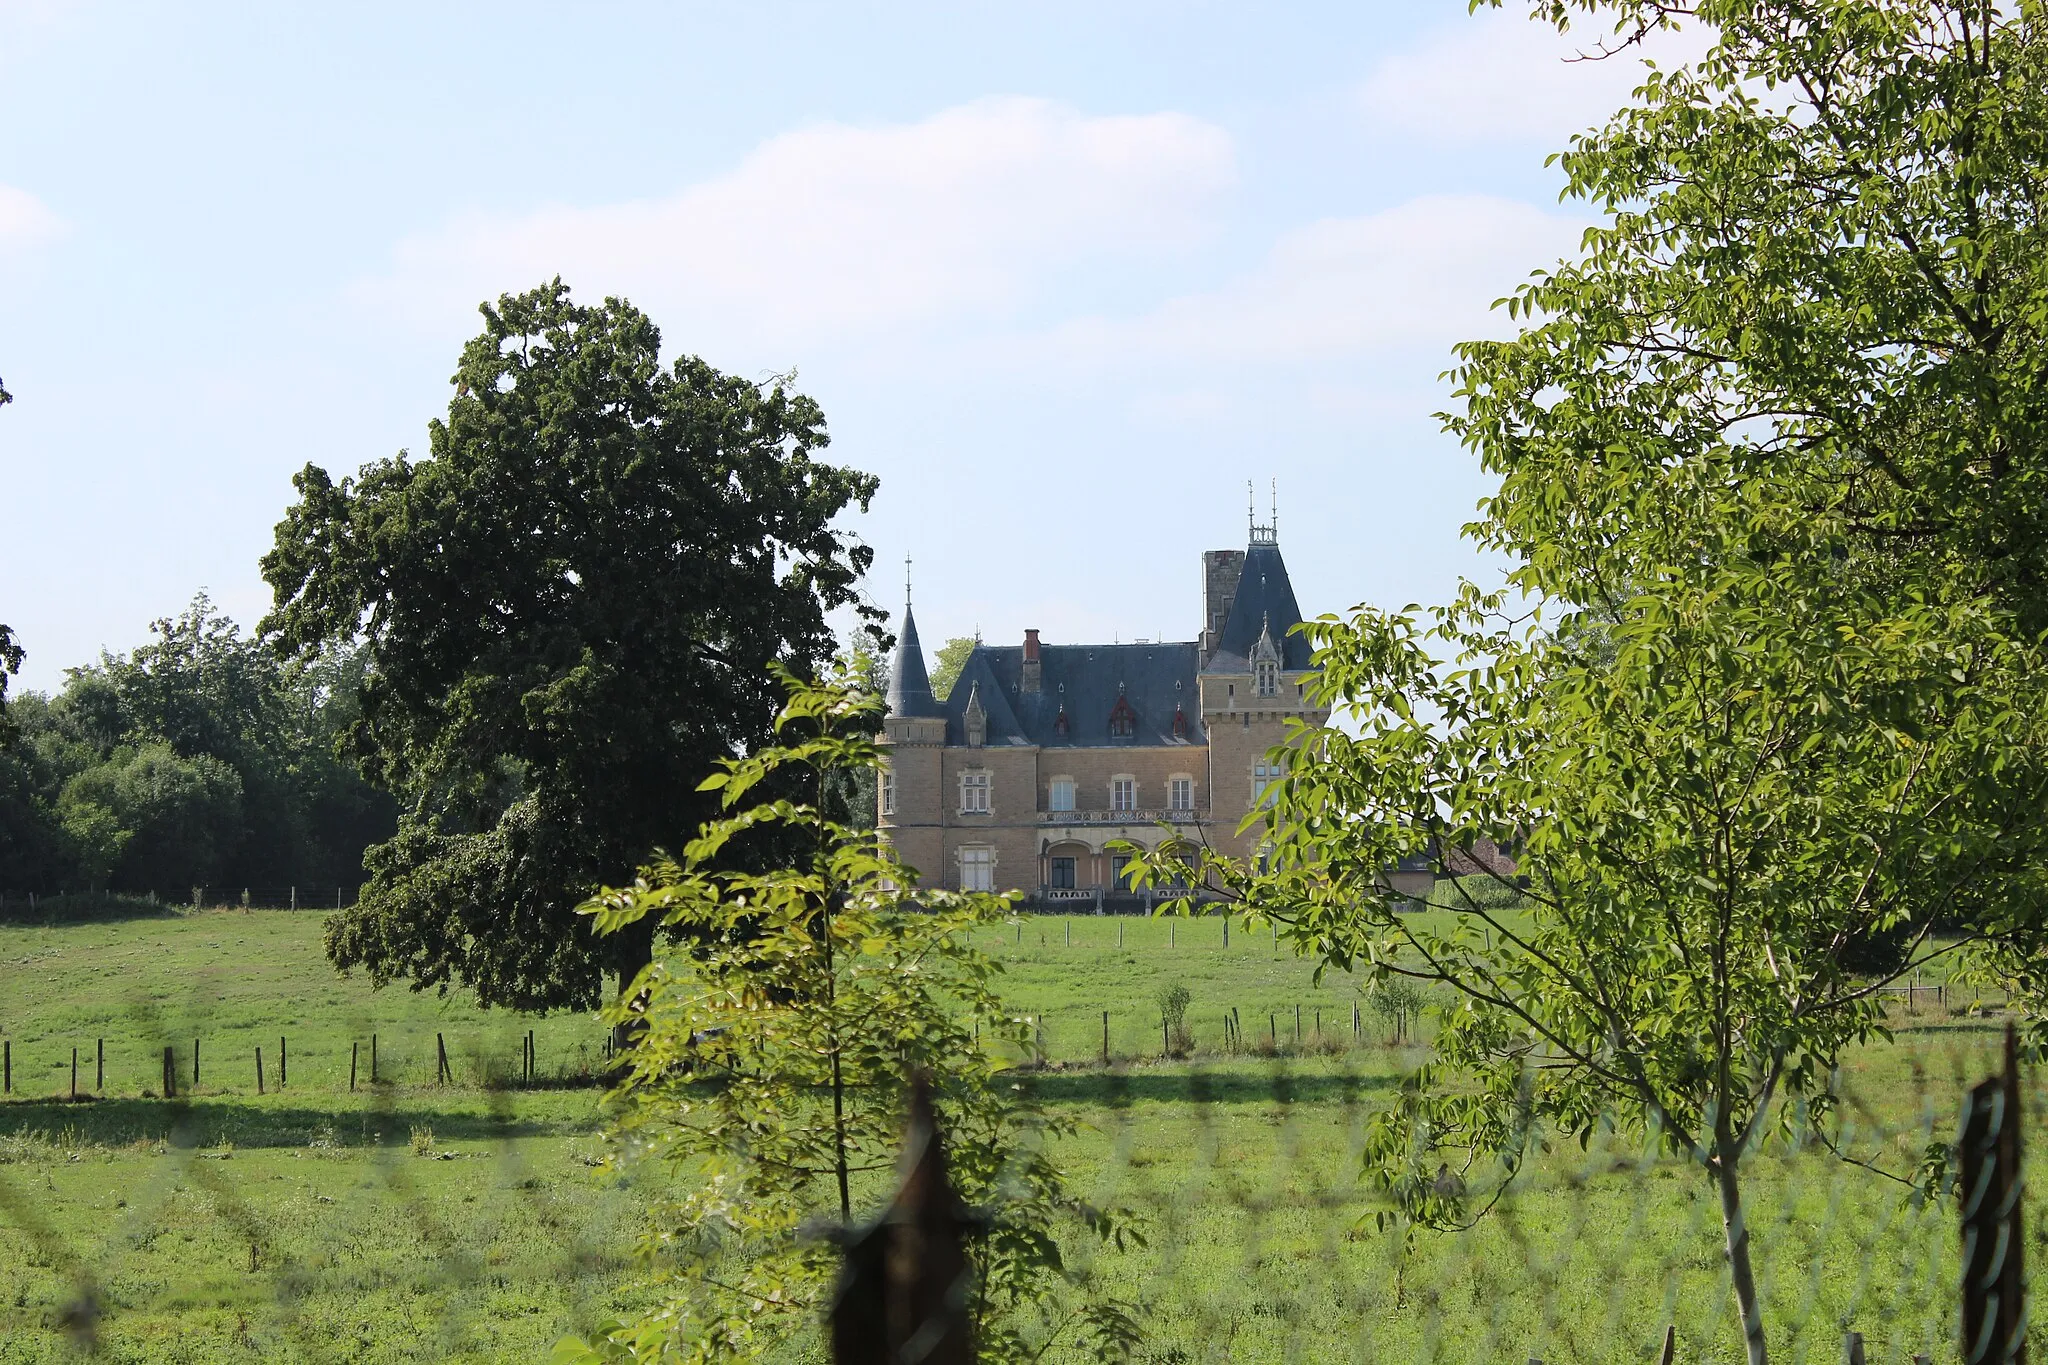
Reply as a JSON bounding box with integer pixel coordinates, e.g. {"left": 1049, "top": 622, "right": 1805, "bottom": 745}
{"left": 1110, "top": 853, "right": 1134, "bottom": 888}
{"left": 1112, "top": 776, "right": 1137, "bottom": 812}
{"left": 1048, "top": 777, "right": 1075, "bottom": 812}
{"left": 960, "top": 770, "right": 990, "bottom": 814}
{"left": 1256, "top": 659, "right": 1279, "bottom": 696}
{"left": 1050, "top": 856, "right": 1077, "bottom": 889}
{"left": 880, "top": 767, "right": 896, "bottom": 816}
{"left": 1252, "top": 762, "right": 1280, "bottom": 806}
{"left": 959, "top": 845, "right": 995, "bottom": 892}
{"left": 1169, "top": 776, "right": 1193, "bottom": 812}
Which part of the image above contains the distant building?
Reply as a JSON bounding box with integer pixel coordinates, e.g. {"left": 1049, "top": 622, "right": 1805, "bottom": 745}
{"left": 878, "top": 519, "right": 1327, "bottom": 903}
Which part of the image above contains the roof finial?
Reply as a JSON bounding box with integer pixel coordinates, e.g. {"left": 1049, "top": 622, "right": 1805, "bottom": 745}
{"left": 1249, "top": 480, "right": 1278, "bottom": 545}
{"left": 904, "top": 554, "right": 913, "bottom": 607}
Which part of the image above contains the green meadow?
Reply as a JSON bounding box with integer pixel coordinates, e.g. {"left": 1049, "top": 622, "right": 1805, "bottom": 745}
{"left": 0, "top": 908, "right": 2023, "bottom": 1363}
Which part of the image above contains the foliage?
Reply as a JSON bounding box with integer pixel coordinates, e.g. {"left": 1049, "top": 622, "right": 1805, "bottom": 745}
{"left": 262, "top": 280, "right": 882, "bottom": 1012}
{"left": 557, "top": 672, "right": 1141, "bottom": 1364}
{"left": 931, "top": 634, "right": 978, "bottom": 701}
{"left": 0, "top": 623, "right": 21, "bottom": 749}
{"left": 0, "top": 597, "right": 394, "bottom": 895}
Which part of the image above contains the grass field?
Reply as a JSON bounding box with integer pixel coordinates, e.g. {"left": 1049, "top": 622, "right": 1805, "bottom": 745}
{"left": 0, "top": 907, "right": 2028, "bottom": 1363}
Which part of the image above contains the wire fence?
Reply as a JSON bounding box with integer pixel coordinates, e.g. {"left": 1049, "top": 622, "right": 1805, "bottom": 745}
{"left": 0, "top": 998, "right": 2033, "bottom": 1363}
{"left": 0, "top": 887, "right": 360, "bottom": 917}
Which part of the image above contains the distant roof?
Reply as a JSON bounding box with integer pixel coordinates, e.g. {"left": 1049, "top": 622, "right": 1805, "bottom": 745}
{"left": 885, "top": 604, "right": 943, "bottom": 718}
{"left": 1205, "top": 539, "right": 1313, "bottom": 672}
{"left": 940, "top": 641, "right": 1205, "bottom": 749}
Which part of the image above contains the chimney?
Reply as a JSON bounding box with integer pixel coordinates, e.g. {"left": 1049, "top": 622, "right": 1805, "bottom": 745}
{"left": 1201, "top": 550, "right": 1244, "bottom": 660}
{"left": 1021, "top": 629, "right": 1042, "bottom": 693}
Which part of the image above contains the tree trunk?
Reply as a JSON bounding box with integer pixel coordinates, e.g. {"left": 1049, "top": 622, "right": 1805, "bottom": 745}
{"left": 1714, "top": 1152, "right": 1768, "bottom": 1365}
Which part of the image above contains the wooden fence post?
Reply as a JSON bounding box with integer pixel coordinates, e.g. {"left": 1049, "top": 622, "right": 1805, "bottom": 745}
{"left": 278, "top": 1036, "right": 286, "bottom": 1088}
{"left": 256, "top": 1046, "right": 264, "bottom": 1095}
{"left": 193, "top": 1038, "right": 200, "bottom": 1088}
{"left": 1957, "top": 1023, "right": 2025, "bottom": 1365}
{"left": 371, "top": 1033, "right": 377, "bottom": 1084}
{"left": 162, "top": 1046, "right": 175, "bottom": 1099}
{"left": 1844, "top": 1330, "right": 1865, "bottom": 1365}
{"left": 436, "top": 1033, "right": 450, "bottom": 1084}
{"left": 1102, "top": 1011, "right": 1109, "bottom": 1064}
{"left": 70, "top": 1047, "right": 76, "bottom": 1099}
{"left": 96, "top": 1038, "right": 103, "bottom": 1091}
{"left": 4, "top": 1039, "right": 10, "bottom": 1093}
{"left": 350, "top": 1042, "right": 358, "bottom": 1092}
{"left": 826, "top": 1078, "right": 974, "bottom": 1364}
{"left": 1658, "top": 1324, "right": 1676, "bottom": 1365}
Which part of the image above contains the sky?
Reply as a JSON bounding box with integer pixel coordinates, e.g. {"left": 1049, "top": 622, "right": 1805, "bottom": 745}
{"left": 0, "top": 2, "right": 1697, "bottom": 692}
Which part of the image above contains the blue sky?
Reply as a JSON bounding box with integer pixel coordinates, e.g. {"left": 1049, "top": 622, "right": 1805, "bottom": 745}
{"left": 0, "top": 2, "right": 1692, "bottom": 691}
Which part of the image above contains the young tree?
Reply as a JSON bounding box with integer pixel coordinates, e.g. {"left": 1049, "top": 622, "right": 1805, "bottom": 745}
{"left": 263, "top": 281, "right": 881, "bottom": 1013}
{"left": 559, "top": 672, "right": 1139, "bottom": 1363}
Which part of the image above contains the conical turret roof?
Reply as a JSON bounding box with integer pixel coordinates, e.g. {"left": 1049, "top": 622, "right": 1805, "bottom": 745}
{"left": 886, "top": 603, "right": 943, "bottom": 718}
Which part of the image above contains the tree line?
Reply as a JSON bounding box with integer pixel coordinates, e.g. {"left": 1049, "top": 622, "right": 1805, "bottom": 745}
{"left": 0, "top": 594, "right": 395, "bottom": 897}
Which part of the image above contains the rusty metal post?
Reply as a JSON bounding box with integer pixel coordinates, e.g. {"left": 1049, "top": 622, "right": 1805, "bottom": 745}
{"left": 1959, "top": 1023, "right": 2026, "bottom": 1365}
{"left": 828, "top": 1078, "right": 974, "bottom": 1365}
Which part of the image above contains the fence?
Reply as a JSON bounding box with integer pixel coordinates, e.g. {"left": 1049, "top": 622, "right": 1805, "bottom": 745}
{"left": 0, "top": 886, "right": 360, "bottom": 916}
{"left": 1, "top": 1027, "right": 2034, "bottom": 1361}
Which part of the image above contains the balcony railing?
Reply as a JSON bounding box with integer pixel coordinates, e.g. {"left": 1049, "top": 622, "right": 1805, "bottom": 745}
{"left": 1037, "top": 808, "right": 1200, "bottom": 825}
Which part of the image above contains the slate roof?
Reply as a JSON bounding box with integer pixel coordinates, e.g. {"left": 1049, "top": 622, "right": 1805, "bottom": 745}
{"left": 939, "top": 641, "right": 1206, "bottom": 749}
{"left": 885, "top": 605, "right": 943, "bottom": 718}
{"left": 1204, "top": 539, "right": 1313, "bottom": 672}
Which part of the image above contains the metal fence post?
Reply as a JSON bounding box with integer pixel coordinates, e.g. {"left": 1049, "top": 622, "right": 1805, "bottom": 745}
{"left": 1958, "top": 1022, "right": 2026, "bottom": 1365}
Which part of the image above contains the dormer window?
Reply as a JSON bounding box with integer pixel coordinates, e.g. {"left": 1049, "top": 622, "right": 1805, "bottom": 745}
{"left": 1172, "top": 704, "right": 1189, "bottom": 740}
{"left": 1053, "top": 704, "right": 1069, "bottom": 738}
{"left": 1108, "top": 692, "right": 1138, "bottom": 739}
{"left": 1251, "top": 611, "right": 1282, "bottom": 697}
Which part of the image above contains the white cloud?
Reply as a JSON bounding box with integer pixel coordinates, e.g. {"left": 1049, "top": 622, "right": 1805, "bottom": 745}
{"left": 1358, "top": 8, "right": 1713, "bottom": 146}
{"left": 358, "top": 97, "right": 1235, "bottom": 349}
{"left": 0, "top": 184, "right": 63, "bottom": 251}
{"left": 1032, "top": 194, "right": 1587, "bottom": 372}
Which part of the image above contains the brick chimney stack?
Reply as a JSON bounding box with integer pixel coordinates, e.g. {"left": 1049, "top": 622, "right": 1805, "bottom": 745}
{"left": 1021, "top": 629, "right": 1041, "bottom": 692}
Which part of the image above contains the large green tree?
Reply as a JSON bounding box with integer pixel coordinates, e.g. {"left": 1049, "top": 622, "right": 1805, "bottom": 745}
{"left": 1140, "top": 5, "right": 2048, "bottom": 1362}
{"left": 262, "top": 281, "right": 880, "bottom": 1012}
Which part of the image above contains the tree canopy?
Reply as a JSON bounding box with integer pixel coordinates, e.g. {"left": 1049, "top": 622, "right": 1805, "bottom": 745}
{"left": 930, "top": 635, "right": 977, "bottom": 701}
{"left": 262, "top": 280, "right": 881, "bottom": 1012}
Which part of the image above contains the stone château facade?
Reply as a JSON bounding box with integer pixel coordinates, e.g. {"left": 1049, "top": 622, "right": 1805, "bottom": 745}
{"left": 879, "top": 522, "right": 1326, "bottom": 902}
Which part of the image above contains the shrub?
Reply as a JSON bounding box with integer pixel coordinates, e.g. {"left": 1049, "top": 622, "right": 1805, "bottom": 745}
{"left": 1157, "top": 982, "right": 1194, "bottom": 1056}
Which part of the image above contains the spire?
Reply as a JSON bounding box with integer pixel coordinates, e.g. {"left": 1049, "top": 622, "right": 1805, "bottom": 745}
{"left": 1250, "top": 479, "right": 1277, "bottom": 545}
{"left": 886, "top": 596, "right": 943, "bottom": 718}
